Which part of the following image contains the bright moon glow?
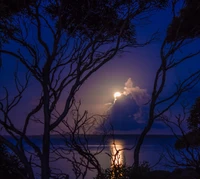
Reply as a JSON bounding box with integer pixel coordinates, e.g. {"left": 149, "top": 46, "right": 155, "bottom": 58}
{"left": 114, "top": 92, "right": 121, "bottom": 99}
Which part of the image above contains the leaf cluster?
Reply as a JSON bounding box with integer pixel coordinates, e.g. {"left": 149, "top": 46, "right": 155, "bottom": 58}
{"left": 0, "top": 0, "right": 34, "bottom": 43}
{"left": 175, "top": 97, "right": 200, "bottom": 149}
{"left": 187, "top": 97, "right": 200, "bottom": 131}
{"left": 0, "top": 141, "right": 26, "bottom": 179}
{"left": 95, "top": 161, "right": 151, "bottom": 179}
{"left": 167, "top": 0, "right": 200, "bottom": 42}
{"left": 46, "top": 0, "right": 168, "bottom": 42}
{"left": 45, "top": 0, "right": 135, "bottom": 41}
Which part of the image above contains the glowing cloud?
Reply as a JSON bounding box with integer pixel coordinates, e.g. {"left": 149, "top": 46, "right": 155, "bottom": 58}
{"left": 123, "top": 78, "right": 150, "bottom": 106}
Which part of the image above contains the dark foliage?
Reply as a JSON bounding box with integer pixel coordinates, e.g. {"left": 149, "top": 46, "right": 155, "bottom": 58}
{"left": 175, "top": 97, "right": 200, "bottom": 149}
{"left": 0, "top": 0, "right": 34, "bottom": 18}
{"left": 46, "top": 0, "right": 134, "bottom": 41}
{"left": 187, "top": 97, "right": 200, "bottom": 131}
{"left": 95, "top": 162, "right": 151, "bottom": 179}
{"left": 0, "top": 141, "right": 27, "bottom": 179}
{"left": 167, "top": 0, "right": 200, "bottom": 42}
{"left": 0, "top": 0, "right": 34, "bottom": 43}
{"left": 95, "top": 162, "right": 173, "bottom": 179}
{"left": 175, "top": 130, "right": 200, "bottom": 149}
{"left": 46, "top": 0, "right": 168, "bottom": 41}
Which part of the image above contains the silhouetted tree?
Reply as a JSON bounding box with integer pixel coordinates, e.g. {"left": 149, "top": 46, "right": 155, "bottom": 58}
{"left": 0, "top": 0, "right": 34, "bottom": 42}
{"left": 163, "top": 104, "right": 200, "bottom": 173}
{"left": 173, "top": 98, "right": 200, "bottom": 150}
{"left": 0, "top": 0, "right": 33, "bottom": 17}
{"left": 187, "top": 97, "right": 200, "bottom": 132}
{"left": 134, "top": 0, "right": 200, "bottom": 168}
{"left": 167, "top": 0, "right": 200, "bottom": 42}
{"left": 0, "top": 0, "right": 168, "bottom": 178}
{"left": 0, "top": 0, "right": 35, "bottom": 67}
{"left": 0, "top": 141, "right": 27, "bottom": 179}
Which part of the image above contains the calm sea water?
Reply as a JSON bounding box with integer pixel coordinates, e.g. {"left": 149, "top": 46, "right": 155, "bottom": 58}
{"left": 8, "top": 135, "right": 177, "bottom": 178}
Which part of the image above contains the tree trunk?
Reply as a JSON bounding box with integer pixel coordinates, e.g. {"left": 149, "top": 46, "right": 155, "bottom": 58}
{"left": 42, "top": 79, "right": 51, "bottom": 179}
{"left": 41, "top": 125, "right": 50, "bottom": 179}
{"left": 134, "top": 119, "right": 154, "bottom": 168}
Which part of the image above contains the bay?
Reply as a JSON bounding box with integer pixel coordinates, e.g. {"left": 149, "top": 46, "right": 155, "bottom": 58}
{"left": 7, "top": 135, "right": 177, "bottom": 178}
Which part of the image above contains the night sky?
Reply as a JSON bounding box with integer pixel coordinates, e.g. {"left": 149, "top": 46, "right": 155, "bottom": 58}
{"left": 1, "top": 5, "right": 200, "bottom": 135}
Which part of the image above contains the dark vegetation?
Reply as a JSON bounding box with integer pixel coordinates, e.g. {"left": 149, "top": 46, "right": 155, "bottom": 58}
{"left": 0, "top": 141, "right": 27, "bottom": 179}
{"left": 175, "top": 97, "right": 200, "bottom": 149}
{"left": 167, "top": 0, "right": 200, "bottom": 42}
{"left": 0, "top": 0, "right": 35, "bottom": 43}
{"left": 45, "top": 0, "right": 135, "bottom": 40}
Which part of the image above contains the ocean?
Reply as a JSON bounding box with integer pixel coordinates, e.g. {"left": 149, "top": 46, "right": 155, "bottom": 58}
{"left": 7, "top": 134, "right": 177, "bottom": 178}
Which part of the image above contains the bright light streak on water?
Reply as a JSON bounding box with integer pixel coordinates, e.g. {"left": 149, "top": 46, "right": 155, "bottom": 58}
{"left": 110, "top": 140, "right": 124, "bottom": 166}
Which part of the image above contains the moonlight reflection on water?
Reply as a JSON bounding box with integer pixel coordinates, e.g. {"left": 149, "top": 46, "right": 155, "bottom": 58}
{"left": 110, "top": 140, "right": 124, "bottom": 166}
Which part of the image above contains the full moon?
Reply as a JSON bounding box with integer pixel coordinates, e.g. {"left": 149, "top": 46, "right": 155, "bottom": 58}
{"left": 114, "top": 92, "right": 121, "bottom": 99}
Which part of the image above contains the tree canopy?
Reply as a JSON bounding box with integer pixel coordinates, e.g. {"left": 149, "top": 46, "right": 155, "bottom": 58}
{"left": 187, "top": 97, "right": 200, "bottom": 131}
{"left": 0, "top": 0, "right": 34, "bottom": 43}
{"left": 167, "top": 0, "right": 200, "bottom": 42}
{"left": 0, "top": 0, "right": 33, "bottom": 18}
{"left": 0, "top": 0, "right": 171, "bottom": 178}
{"left": 46, "top": 0, "right": 168, "bottom": 41}
{"left": 175, "top": 97, "right": 200, "bottom": 149}
{"left": 0, "top": 141, "right": 27, "bottom": 179}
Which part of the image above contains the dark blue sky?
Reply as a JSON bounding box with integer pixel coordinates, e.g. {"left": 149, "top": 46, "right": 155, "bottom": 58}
{"left": 1, "top": 4, "right": 200, "bottom": 135}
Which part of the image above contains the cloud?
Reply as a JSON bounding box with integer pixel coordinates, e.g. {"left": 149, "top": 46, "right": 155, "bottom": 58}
{"left": 122, "top": 78, "right": 150, "bottom": 121}
{"left": 123, "top": 78, "right": 150, "bottom": 106}
{"left": 98, "top": 78, "right": 167, "bottom": 133}
{"left": 104, "top": 95, "right": 165, "bottom": 131}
